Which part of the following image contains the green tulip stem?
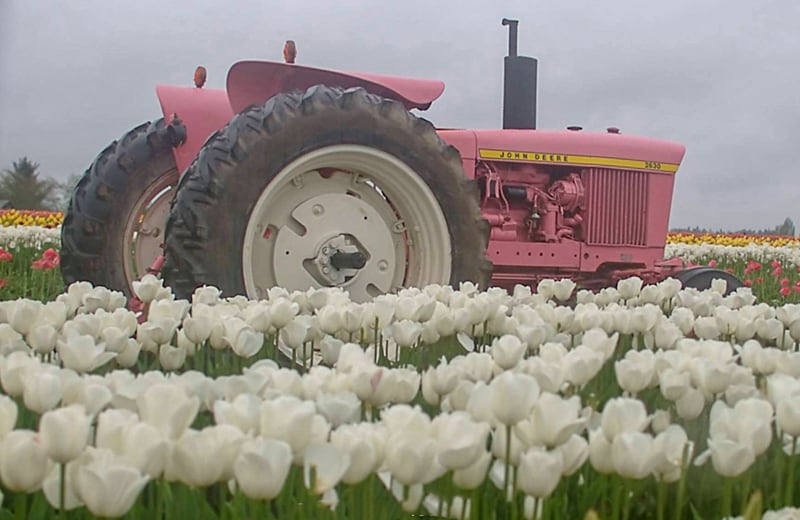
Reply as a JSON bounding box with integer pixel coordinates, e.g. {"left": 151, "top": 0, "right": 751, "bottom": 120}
{"left": 611, "top": 476, "right": 623, "bottom": 520}
{"left": 505, "top": 424, "right": 513, "bottom": 498}
{"left": 721, "top": 477, "right": 734, "bottom": 518}
{"left": 59, "top": 462, "right": 66, "bottom": 519}
{"left": 656, "top": 478, "right": 666, "bottom": 520}
{"left": 739, "top": 470, "right": 752, "bottom": 514}
{"left": 155, "top": 480, "right": 164, "bottom": 520}
{"left": 786, "top": 435, "right": 797, "bottom": 506}
{"left": 673, "top": 443, "right": 691, "bottom": 520}
{"left": 14, "top": 493, "right": 26, "bottom": 520}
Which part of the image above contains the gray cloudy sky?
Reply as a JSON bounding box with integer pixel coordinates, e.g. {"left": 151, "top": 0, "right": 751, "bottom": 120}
{"left": 1, "top": 0, "right": 798, "bottom": 231}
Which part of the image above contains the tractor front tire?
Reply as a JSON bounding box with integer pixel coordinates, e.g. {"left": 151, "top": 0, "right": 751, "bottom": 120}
{"left": 60, "top": 117, "right": 185, "bottom": 297}
{"left": 161, "top": 85, "right": 492, "bottom": 301}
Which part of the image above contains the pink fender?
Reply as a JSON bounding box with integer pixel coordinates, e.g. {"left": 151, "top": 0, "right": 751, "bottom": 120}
{"left": 155, "top": 85, "right": 233, "bottom": 173}
{"left": 156, "top": 60, "right": 446, "bottom": 173}
{"left": 226, "top": 60, "right": 445, "bottom": 114}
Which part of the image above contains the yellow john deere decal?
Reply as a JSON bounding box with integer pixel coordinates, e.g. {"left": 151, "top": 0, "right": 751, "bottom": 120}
{"left": 478, "top": 149, "right": 680, "bottom": 173}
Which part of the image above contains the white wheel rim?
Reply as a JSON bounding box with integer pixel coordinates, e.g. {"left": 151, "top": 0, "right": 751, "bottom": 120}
{"left": 242, "top": 145, "right": 452, "bottom": 301}
{"left": 122, "top": 172, "right": 176, "bottom": 291}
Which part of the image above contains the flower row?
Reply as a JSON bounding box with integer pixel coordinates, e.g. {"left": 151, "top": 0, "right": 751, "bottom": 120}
{"left": 667, "top": 231, "right": 800, "bottom": 248}
{"left": 0, "top": 274, "right": 799, "bottom": 517}
{"left": 0, "top": 210, "right": 63, "bottom": 229}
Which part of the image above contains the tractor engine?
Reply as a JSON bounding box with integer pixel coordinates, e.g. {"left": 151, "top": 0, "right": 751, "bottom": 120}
{"left": 478, "top": 161, "right": 585, "bottom": 244}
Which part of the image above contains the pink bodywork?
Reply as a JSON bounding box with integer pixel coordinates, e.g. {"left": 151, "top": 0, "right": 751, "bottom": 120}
{"left": 154, "top": 59, "right": 687, "bottom": 290}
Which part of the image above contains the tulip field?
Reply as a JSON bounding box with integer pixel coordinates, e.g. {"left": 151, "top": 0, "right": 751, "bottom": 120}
{"left": 0, "top": 219, "right": 800, "bottom": 519}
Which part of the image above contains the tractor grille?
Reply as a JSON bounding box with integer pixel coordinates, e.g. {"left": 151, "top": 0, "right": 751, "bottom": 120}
{"left": 583, "top": 168, "right": 648, "bottom": 246}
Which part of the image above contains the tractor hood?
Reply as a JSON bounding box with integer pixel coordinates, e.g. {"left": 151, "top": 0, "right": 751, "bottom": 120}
{"left": 226, "top": 60, "right": 445, "bottom": 114}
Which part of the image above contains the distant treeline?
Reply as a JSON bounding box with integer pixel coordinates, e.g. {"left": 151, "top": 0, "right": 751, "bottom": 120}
{"left": 671, "top": 217, "right": 796, "bottom": 237}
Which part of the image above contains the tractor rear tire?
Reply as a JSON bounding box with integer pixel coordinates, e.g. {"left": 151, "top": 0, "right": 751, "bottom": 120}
{"left": 60, "top": 117, "right": 186, "bottom": 297}
{"left": 161, "top": 85, "right": 492, "bottom": 301}
{"left": 672, "top": 266, "right": 744, "bottom": 295}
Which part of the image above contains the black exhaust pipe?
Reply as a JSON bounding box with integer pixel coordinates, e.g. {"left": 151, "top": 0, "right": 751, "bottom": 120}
{"left": 502, "top": 18, "right": 537, "bottom": 130}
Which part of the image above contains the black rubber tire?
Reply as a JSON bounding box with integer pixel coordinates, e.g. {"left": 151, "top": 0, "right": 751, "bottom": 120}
{"left": 161, "top": 85, "right": 492, "bottom": 300}
{"left": 672, "top": 267, "right": 744, "bottom": 295}
{"left": 60, "top": 117, "right": 186, "bottom": 296}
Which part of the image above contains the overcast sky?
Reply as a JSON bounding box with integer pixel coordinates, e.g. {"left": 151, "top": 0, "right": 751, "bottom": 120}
{"left": 1, "top": 0, "right": 798, "bottom": 231}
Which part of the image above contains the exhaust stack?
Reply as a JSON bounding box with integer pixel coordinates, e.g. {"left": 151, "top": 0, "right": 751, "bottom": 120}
{"left": 502, "top": 18, "right": 538, "bottom": 130}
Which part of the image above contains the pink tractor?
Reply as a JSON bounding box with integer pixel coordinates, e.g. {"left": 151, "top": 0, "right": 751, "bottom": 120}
{"left": 60, "top": 19, "right": 740, "bottom": 303}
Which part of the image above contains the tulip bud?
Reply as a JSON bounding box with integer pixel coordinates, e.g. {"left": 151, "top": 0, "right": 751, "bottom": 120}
{"left": 76, "top": 463, "right": 149, "bottom": 518}
{"left": 234, "top": 438, "right": 293, "bottom": 499}
{"left": 0, "top": 429, "right": 49, "bottom": 492}
{"left": 39, "top": 404, "right": 91, "bottom": 463}
{"left": 517, "top": 447, "right": 564, "bottom": 497}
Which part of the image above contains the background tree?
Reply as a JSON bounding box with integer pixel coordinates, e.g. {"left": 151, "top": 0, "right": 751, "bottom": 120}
{"left": 0, "top": 157, "right": 60, "bottom": 210}
{"left": 53, "top": 172, "right": 82, "bottom": 212}
{"left": 775, "top": 217, "right": 795, "bottom": 237}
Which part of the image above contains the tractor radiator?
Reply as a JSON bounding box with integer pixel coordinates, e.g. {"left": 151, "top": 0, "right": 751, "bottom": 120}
{"left": 583, "top": 168, "right": 648, "bottom": 246}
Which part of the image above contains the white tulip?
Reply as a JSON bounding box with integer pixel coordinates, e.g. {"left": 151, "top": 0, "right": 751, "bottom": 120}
{"left": 563, "top": 345, "right": 605, "bottom": 388}
{"left": 42, "top": 456, "right": 84, "bottom": 511}
{"left": 389, "top": 319, "right": 423, "bottom": 348}
{"left": 167, "top": 428, "right": 224, "bottom": 486}
{"left": 132, "top": 274, "right": 163, "bottom": 303}
{"left": 76, "top": 458, "right": 149, "bottom": 518}
{"left": 27, "top": 324, "right": 58, "bottom": 354}
{"left": 192, "top": 285, "right": 222, "bottom": 306}
{"left": 234, "top": 437, "right": 293, "bottom": 500}
{"left": 615, "top": 354, "right": 655, "bottom": 396}
{"left": 707, "top": 438, "right": 755, "bottom": 478}
{"left": 675, "top": 387, "right": 705, "bottom": 420}
{"left": 115, "top": 338, "right": 142, "bottom": 368}
{"left": 489, "top": 371, "right": 540, "bottom": 426}
{"left": 214, "top": 393, "right": 262, "bottom": 434}
{"left": 517, "top": 447, "right": 564, "bottom": 498}
{"left": 0, "top": 429, "right": 49, "bottom": 492}
{"left": 693, "top": 358, "right": 732, "bottom": 396}
{"left": 617, "top": 276, "right": 644, "bottom": 300}
{"left": 491, "top": 423, "right": 526, "bottom": 466}
{"left": 777, "top": 396, "right": 800, "bottom": 436}
{"left": 432, "top": 411, "right": 490, "bottom": 471}
{"left": 137, "top": 383, "right": 200, "bottom": 440}
{"left": 9, "top": 299, "right": 41, "bottom": 335}
{"left": 521, "top": 392, "right": 585, "bottom": 448}
{"left": 148, "top": 299, "right": 190, "bottom": 323}
{"left": 158, "top": 344, "right": 187, "bottom": 371}
{"left": 600, "top": 397, "right": 649, "bottom": 442}
{"left": 659, "top": 368, "right": 691, "bottom": 401}
{"left": 270, "top": 298, "right": 300, "bottom": 329}
{"left": 182, "top": 314, "right": 213, "bottom": 345}
{"left": 452, "top": 450, "right": 492, "bottom": 490}
{"left": 57, "top": 334, "right": 116, "bottom": 373}
{"left": 320, "top": 336, "right": 344, "bottom": 366}
{"left": 39, "top": 404, "right": 91, "bottom": 463}
{"left": 652, "top": 425, "right": 689, "bottom": 483}
{"left": 0, "top": 395, "right": 18, "bottom": 437}
{"left": 611, "top": 431, "right": 655, "bottom": 479}
{"left": 315, "top": 392, "right": 361, "bottom": 427}
{"left": 303, "top": 442, "right": 350, "bottom": 494}
{"left": 385, "top": 432, "right": 436, "bottom": 486}
{"left": 330, "top": 424, "right": 383, "bottom": 484}
{"left": 22, "top": 369, "right": 63, "bottom": 414}
{"left": 0, "top": 351, "right": 39, "bottom": 396}
{"left": 260, "top": 395, "right": 317, "bottom": 455}
{"left": 552, "top": 279, "right": 576, "bottom": 302}
{"left": 490, "top": 334, "right": 526, "bottom": 370}
{"left": 556, "top": 434, "right": 589, "bottom": 476}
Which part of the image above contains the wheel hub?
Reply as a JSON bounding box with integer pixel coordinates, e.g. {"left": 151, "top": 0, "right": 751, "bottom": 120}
{"left": 313, "top": 234, "right": 367, "bottom": 285}
{"left": 272, "top": 192, "right": 397, "bottom": 293}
